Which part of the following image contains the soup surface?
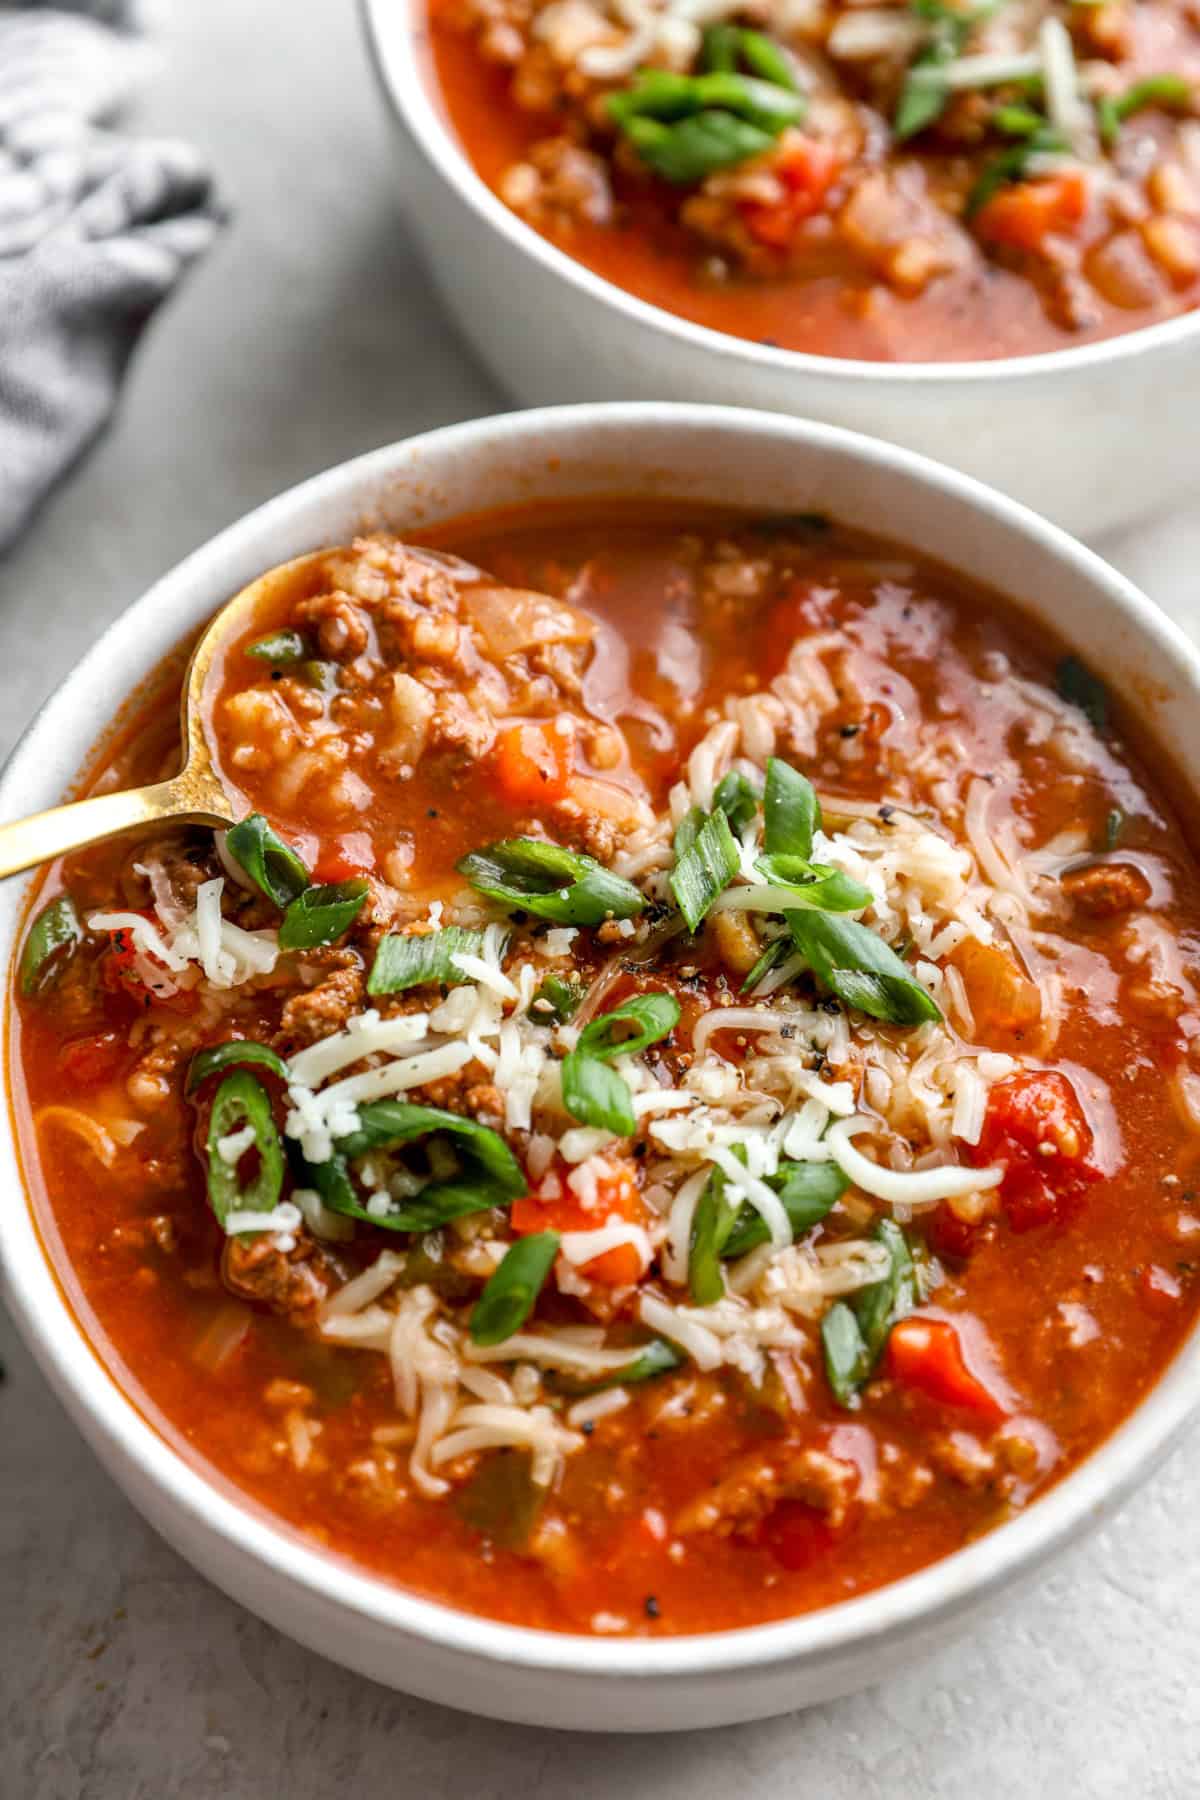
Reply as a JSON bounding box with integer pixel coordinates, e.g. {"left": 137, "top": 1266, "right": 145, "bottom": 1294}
{"left": 427, "top": 0, "right": 1200, "bottom": 361}
{"left": 14, "top": 504, "right": 1200, "bottom": 1636}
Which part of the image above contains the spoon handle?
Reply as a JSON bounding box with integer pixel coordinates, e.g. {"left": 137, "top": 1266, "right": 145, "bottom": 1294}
{"left": 0, "top": 778, "right": 231, "bottom": 881}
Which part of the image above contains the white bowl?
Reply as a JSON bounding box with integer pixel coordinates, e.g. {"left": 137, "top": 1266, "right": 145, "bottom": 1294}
{"left": 3, "top": 405, "right": 1200, "bottom": 1731}
{"left": 361, "top": 0, "right": 1200, "bottom": 539}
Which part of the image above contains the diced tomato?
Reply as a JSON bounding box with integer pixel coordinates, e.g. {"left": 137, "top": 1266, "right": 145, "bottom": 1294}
{"left": 492, "top": 719, "right": 573, "bottom": 807}
{"left": 756, "top": 1498, "right": 839, "bottom": 1572}
{"left": 739, "top": 139, "right": 840, "bottom": 249}
{"left": 512, "top": 1157, "right": 646, "bottom": 1286}
{"left": 56, "top": 1030, "right": 125, "bottom": 1084}
{"left": 313, "top": 831, "right": 375, "bottom": 883}
{"left": 970, "top": 1069, "right": 1102, "bottom": 1232}
{"left": 974, "top": 172, "right": 1089, "bottom": 254}
{"left": 887, "top": 1315, "right": 1010, "bottom": 1425}
{"left": 102, "top": 916, "right": 197, "bottom": 1013}
{"left": 1137, "top": 1263, "right": 1182, "bottom": 1320}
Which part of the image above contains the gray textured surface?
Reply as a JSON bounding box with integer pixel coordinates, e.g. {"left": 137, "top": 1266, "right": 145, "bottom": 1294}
{"left": 2, "top": 3, "right": 1200, "bottom": 1794}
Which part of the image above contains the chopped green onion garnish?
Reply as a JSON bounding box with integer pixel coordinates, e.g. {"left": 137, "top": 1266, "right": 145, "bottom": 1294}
{"left": 821, "top": 1300, "right": 871, "bottom": 1407}
{"left": 721, "top": 1158, "right": 847, "bottom": 1260}
{"left": 457, "top": 837, "right": 645, "bottom": 926}
{"left": 530, "top": 970, "right": 586, "bottom": 1023}
{"left": 187, "top": 1039, "right": 290, "bottom": 1096}
{"left": 561, "top": 992, "right": 681, "bottom": 1134}
{"left": 1104, "top": 807, "right": 1124, "bottom": 852}
{"left": 609, "top": 64, "right": 806, "bottom": 186}
{"left": 225, "top": 813, "right": 310, "bottom": 910}
{"left": 204, "top": 1070, "right": 285, "bottom": 1228}
{"left": 301, "top": 1099, "right": 526, "bottom": 1231}
{"left": 993, "top": 103, "right": 1049, "bottom": 136}
{"left": 822, "top": 1219, "right": 923, "bottom": 1405}
{"left": 279, "top": 879, "right": 368, "bottom": 951}
{"left": 966, "top": 125, "right": 1067, "bottom": 215}
{"left": 552, "top": 1336, "right": 684, "bottom": 1395}
{"left": 763, "top": 758, "right": 821, "bottom": 860}
{"left": 740, "top": 933, "right": 790, "bottom": 994}
{"left": 297, "top": 660, "right": 339, "bottom": 693}
{"left": 470, "top": 1232, "right": 560, "bottom": 1346}
{"left": 738, "top": 29, "right": 799, "bottom": 90}
{"left": 753, "top": 854, "right": 872, "bottom": 912}
{"left": 701, "top": 21, "right": 740, "bottom": 72}
{"left": 19, "top": 894, "right": 83, "bottom": 996}
{"left": 1055, "top": 654, "right": 1107, "bottom": 730}
{"left": 245, "top": 629, "right": 309, "bottom": 665}
{"left": 367, "top": 925, "right": 490, "bottom": 995}
{"left": 1097, "top": 74, "right": 1192, "bottom": 149}
{"left": 788, "top": 911, "right": 942, "bottom": 1025}
{"left": 670, "top": 806, "right": 739, "bottom": 932}
{"left": 713, "top": 769, "right": 762, "bottom": 834}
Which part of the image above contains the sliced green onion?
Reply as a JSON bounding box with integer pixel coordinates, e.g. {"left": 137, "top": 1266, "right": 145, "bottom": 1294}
{"left": 570, "top": 992, "right": 681, "bottom": 1060}
{"left": 1104, "top": 807, "right": 1124, "bottom": 852}
{"left": 821, "top": 1301, "right": 870, "bottom": 1407}
{"left": 721, "top": 1158, "right": 847, "bottom": 1260}
{"left": 552, "top": 1337, "right": 684, "bottom": 1395}
{"left": 1056, "top": 654, "right": 1107, "bottom": 730}
{"left": 713, "top": 769, "right": 761, "bottom": 833}
{"left": 753, "top": 854, "right": 872, "bottom": 912}
{"left": 561, "top": 992, "right": 681, "bottom": 1134}
{"left": 620, "top": 109, "right": 780, "bottom": 186}
{"left": 740, "top": 933, "right": 790, "bottom": 994}
{"left": 701, "top": 21, "right": 741, "bottom": 71}
{"left": 894, "top": 0, "right": 1008, "bottom": 138}
{"left": 670, "top": 806, "right": 739, "bottom": 932}
{"left": 245, "top": 629, "right": 309, "bottom": 665}
{"left": 187, "top": 1039, "right": 290, "bottom": 1096}
{"left": 457, "top": 837, "right": 645, "bottom": 926}
{"left": 739, "top": 28, "right": 798, "bottom": 90}
{"left": 854, "top": 1218, "right": 920, "bottom": 1366}
{"left": 966, "top": 125, "right": 1067, "bottom": 215}
{"left": 561, "top": 1056, "right": 637, "bottom": 1136}
{"left": 530, "top": 970, "right": 585, "bottom": 1023}
{"left": 763, "top": 758, "right": 821, "bottom": 860}
{"left": 278, "top": 879, "right": 368, "bottom": 951}
{"left": 609, "top": 68, "right": 804, "bottom": 131}
{"left": 1097, "top": 74, "right": 1192, "bottom": 149}
{"left": 688, "top": 1161, "right": 743, "bottom": 1304}
{"left": 823, "top": 1218, "right": 924, "bottom": 1406}
{"left": 302, "top": 1099, "right": 526, "bottom": 1232}
{"left": 470, "top": 1232, "right": 560, "bottom": 1346}
{"left": 204, "top": 1070, "right": 285, "bottom": 1228}
{"left": 19, "top": 894, "right": 83, "bottom": 996}
{"left": 225, "top": 813, "right": 310, "bottom": 910}
{"left": 993, "top": 102, "right": 1049, "bottom": 136}
{"left": 788, "top": 910, "right": 942, "bottom": 1025}
{"left": 673, "top": 805, "right": 705, "bottom": 860}
{"left": 367, "top": 925, "right": 489, "bottom": 995}
{"left": 297, "top": 660, "right": 339, "bottom": 693}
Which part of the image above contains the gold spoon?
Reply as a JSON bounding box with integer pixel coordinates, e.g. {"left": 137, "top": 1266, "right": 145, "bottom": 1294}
{"left": 0, "top": 551, "right": 330, "bottom": 881}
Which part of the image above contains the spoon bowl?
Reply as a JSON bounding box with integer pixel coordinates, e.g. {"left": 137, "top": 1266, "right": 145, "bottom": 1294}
{"left": 0, "top": 550, "right": 333, "bottom": 880}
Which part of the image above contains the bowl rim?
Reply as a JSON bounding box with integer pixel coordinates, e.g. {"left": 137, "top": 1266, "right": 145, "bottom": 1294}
{"left": 361, "top": 0, "right": 1200, "bottom": 387}
{"left": 4, "top": 400, "right": 1200, "bottom": 1686}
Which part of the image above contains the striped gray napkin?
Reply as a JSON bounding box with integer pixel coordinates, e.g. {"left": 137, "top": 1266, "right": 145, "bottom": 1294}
{"left": 0, "top": 2, "right": 223, "bottom": 551}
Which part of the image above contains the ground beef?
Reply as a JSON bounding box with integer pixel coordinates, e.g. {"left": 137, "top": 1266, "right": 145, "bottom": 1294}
{"left": 674, "top": 1441, "right": 858, "bottom": 1537}
{"left": 1061, "top": 860, "right": 1152, "bottom": 918}
{"left": 221, "top": 1229, "right": 337, "bottom": 1321}
{"left": 275, "top": 949, "right": 365, "bottom": 1051}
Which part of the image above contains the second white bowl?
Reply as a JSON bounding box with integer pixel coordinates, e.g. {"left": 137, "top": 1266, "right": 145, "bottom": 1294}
{"left": 362, "top": 0, "right": 1200, "bottom": 539}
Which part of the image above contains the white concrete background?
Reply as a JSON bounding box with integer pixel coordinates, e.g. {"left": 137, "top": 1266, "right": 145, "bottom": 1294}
{"left": 2, "top": 3, "right": 1199, "bottom": 1792}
